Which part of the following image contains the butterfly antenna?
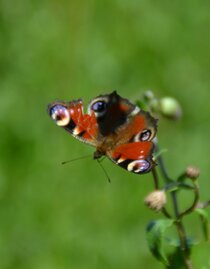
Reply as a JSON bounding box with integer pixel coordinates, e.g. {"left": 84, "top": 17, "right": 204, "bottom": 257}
{"left": 61, "top": 154, "right": 92, "bottom": 165}
{"left": 96, "top": 159, "right": 111, "bottom": 183}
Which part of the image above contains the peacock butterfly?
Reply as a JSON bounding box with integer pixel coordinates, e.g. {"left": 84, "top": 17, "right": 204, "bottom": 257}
{"left": 47, "top": 91, "right": 157, "bottom": 174}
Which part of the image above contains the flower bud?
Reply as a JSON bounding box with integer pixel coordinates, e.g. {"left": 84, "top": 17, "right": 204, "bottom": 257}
{"left": 185, "top": 166, "right": 200, "bottom": 180}
{"left": 150, "top": 99, "right": 159, "bottom": 114}
{"left": 143, "top": 90, "right": 155, "bottom": 101}
{"left": 159, "top": 97, "right": 182, "bottom": 120}
{"left": 144, "top": 190, "right": 167, "bottom": 212}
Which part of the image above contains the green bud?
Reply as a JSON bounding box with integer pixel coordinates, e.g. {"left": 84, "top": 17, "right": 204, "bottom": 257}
{"left": 143, "top": 90, "right": 155, "bottom": 101}
{"left": 159, "top": 97, "right": 182, "bottom": 120}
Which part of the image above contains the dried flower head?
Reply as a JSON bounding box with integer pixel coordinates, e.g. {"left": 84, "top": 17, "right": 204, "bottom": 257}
{"left": 186, "top": 166, "right": 200, "bottom": 180}
{"left": 144, "top": 190, "right": 167, "bottom": 212}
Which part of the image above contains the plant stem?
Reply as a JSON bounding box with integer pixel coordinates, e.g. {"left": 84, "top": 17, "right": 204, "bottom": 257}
{"left": 156, "top": 149, "right": 173, "bottom": 183}
{"left": 175, "top": 221, "right": 194, "bottom": 269}
{"left": 151, "top": 167, "right": 159, "bottom": 189}
{"left": 179, "top": 182, "right": 199, "bottom": 218}
{"left": 157, "top": 151, "right": 194, "bottom": 269}
{"left": 157, "top": 151, "right": 179, "bottom": 218}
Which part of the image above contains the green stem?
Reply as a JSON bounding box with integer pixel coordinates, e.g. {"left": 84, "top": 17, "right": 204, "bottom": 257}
{"left": 157, "top": 151, "right": 179, "bottom": 218}
{"left": 156, "top": 148, "right": 194, "bottom": 269}
{"left": 175, "top": 221, "right": 194, "bottom": 269}
{"left": 179, "top": 182, "right": 199, "bottom": 218}
{"left": 156, "top": 149, "right": 173, "bottom": 183}
{"left": 151, "top": 167, "right": 159, "bottom": 189}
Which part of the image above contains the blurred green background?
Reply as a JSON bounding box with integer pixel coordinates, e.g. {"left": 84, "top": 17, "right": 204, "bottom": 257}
{"left": 0, "top": 0, "right": 210, "bottom": 268}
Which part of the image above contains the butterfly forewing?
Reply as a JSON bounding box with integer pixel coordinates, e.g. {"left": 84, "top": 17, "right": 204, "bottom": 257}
{"left": 48, "top": 100, "right": 99, "bottom": 146}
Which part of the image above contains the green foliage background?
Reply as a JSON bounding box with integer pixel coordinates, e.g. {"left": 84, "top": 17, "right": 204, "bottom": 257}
{"left": 0, "top": 0, "right": 210, "bottom": 268}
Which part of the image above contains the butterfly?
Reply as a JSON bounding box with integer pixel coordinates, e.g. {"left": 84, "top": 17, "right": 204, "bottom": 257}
{"left": 47, "top": 91, "right": 157, "bottom": 174}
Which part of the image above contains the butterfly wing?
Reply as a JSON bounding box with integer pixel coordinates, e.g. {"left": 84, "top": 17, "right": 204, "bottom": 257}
{"left": 107, "top": 141, "right": 155, "bottom": 174}
{"left": 48, "top": 99, "right": 99, "bottom": 147}
{"left": 48, "top": 91, "right": 158, "bottom": 175}
{"left": 105, "top": 106, "right": 157, "bottom": 174}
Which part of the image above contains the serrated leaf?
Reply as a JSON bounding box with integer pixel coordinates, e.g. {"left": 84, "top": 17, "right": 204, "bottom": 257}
{"left": 146, "top": 219, "right": 174, "bottom": 266}
{"left": 195, "top": 208, "right": 209, "bottom": 241}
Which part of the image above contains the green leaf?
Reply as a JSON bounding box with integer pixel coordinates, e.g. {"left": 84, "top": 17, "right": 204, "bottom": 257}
{"left": 195, "top": 208, "right": 209, "bottom": 241}
{"left": 166, "top": 238, "right": 180, "bottom": 247}
{"left": 167, "top": 248, "right": 187, "bottom": 269}
{"left": 146, "top": 219, "right": 174, "bottom": 266}
{"left": 166, "top": 237, "right": 199, "bottom": 248}
{"left": 136, "top": 100, "right": 148, "bottom": 110}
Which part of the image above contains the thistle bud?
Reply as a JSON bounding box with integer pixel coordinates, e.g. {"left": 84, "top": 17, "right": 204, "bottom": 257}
{"left": 159, "top": 97, "right": 182, "bottom": 120}
{"left": 185, "top": 166, "right": 200, "bottom": 180}
{"left": 144, "top": 190, "right": 167, "bottom": 212}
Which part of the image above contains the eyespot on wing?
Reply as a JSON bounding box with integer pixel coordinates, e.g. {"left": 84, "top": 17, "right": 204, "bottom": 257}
{"left": 48, "top": 104, "right": 71, "bottom": 126}
{"left": 127, "top": 159, "right": 151, "bottom": 173}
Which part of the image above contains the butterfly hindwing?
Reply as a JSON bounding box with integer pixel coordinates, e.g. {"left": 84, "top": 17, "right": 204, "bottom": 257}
{"left": 107, "top": 141, "right": 155, "bottom": 174}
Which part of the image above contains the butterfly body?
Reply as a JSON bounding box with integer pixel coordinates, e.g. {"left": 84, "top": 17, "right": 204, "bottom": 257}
{"left": 48, "top": 91, "right": 157, "bottom": 174}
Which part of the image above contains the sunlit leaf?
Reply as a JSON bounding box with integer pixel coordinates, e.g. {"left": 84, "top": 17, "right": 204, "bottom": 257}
{"left": 146, "top": 219, "right": 174, "bottom": 266}
{"left": 136, "top": 100, "right": 148, "bottom": 110}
